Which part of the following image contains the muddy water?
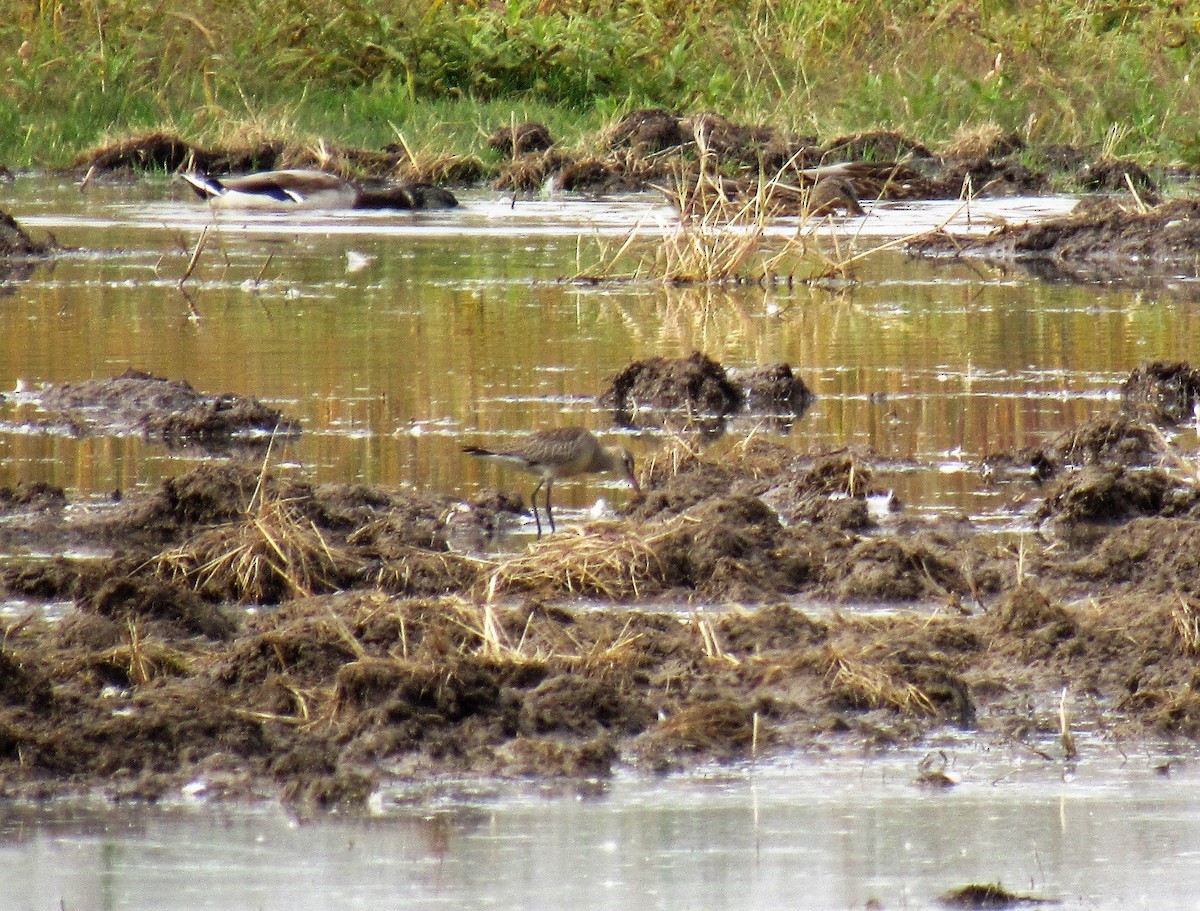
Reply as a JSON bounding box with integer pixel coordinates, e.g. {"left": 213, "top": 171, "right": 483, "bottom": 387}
{"left": 3, "top": 751, "right": 1199, "bottom": 910}
{"left": 4, "top": 176, "right": 1197, "bottom": 531}
{"left": 5, "top": 177, "right": 1200, "bottom": 907}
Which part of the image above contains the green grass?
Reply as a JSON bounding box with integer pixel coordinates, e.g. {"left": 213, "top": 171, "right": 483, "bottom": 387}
{"left": 1, "top": 0, "right": 1198, "bottom": 168}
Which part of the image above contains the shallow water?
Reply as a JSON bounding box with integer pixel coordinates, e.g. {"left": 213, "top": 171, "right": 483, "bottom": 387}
{"left": 4, "top": 175, "right": 1199, "bottom": 534}
{"left": 5, "top": 177, "right": 1200, "bottom": 908}
{"left": 3, "top": 748, "right": 1199, "bottom": 910}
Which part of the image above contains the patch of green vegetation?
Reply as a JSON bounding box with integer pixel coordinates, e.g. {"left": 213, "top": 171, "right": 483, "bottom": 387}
{"left": 1, "top": 0, "right": 1197, "bottom": 167}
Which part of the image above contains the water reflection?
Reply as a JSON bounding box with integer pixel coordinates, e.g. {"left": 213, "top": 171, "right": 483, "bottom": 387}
{"left": 2, "top": 751, "right": 1198, "bottom": 910}
{"left": 1, "top": 178, "right": 1199, "bottom": 525}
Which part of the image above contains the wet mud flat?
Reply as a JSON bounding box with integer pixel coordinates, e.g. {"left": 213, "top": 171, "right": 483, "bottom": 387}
{"left": 3, "top": 362, "right": 1200, "bottom": 808}
{"left": 909, "top": 196, "right": 1200, "bottom": 281}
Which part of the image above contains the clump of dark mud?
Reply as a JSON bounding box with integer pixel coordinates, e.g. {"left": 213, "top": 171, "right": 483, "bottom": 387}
{"left": 607, "top": 108, "right": 687, "bottom": 153}
{"left": 354, "top": 182, "right": 459, "bottom": 210}
{"left": 33, "top": 369, "right": 300, "bottom": 449}
{"left": 909, "top": 197, "right": 1200, "bottom": 279}
{"left": 0, "top": 209, "right": 51, "bottom": 257}
{"left": 927, "top": 156, "right": 1048, "bottom": 197}
{"left": 9, "top": 357, "right": 1200, "bottom": 800}
{"left": 727, "top": 363, "right": 814, "bottom": 413}
{"left": 1121, "top": 360, "right": 1200, "bottom": 424}
{"left": 938, "top": 882, "right": 1057, "bottom": 909}
{"left": 0, "top": 461, "right": 515, "bottom": 604}
{"left": 488, "top": 122, "right": 555, "bottom": 156}
{"left": 70, "top": 114, "right": 1158, "bottom": 208}
{"left": 1029, "top": 414, "right": 1165, "bottom": 476}
{"left": 600, "top": 352, "right": 743, "bottom": 422}
{"left": 1077, "top": 156, "right": 1156, "bottom": 194}
{"left": 600, "top": 354, "right": 813, "bottom": 431}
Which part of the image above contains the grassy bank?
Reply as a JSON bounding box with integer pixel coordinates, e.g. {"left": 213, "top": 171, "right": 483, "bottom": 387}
{"left": 2, "top": 1, "right": 1198, "bottom": 169}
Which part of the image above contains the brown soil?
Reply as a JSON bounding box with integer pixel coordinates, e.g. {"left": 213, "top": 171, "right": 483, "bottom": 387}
{"left": 1121, "top": 360, "right": 1200, "bottom": 424}
{"left": 4, "top": 359, "right": 1200, "bottom": 805}
{"left": 64, "top": 117, "right": 1168, "bottom": 210}
{"left": 599, "top": 353, "right": 812, "bottom": 432}
{"left": 27, "top": 369, "right": 301, "bottom": 452}
{"left": 909, "top": 197, "right": 1200, "bottom": 280}
{"left": 0, "top": 210, "right": 51, "bottom": 257}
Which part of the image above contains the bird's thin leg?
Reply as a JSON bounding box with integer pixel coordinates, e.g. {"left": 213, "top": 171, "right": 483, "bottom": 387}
{"left": 545, "top": 479, "right": 556, "bottom": 534}
{"left": 530, "top": 478, "right": 545, "bottom": 538}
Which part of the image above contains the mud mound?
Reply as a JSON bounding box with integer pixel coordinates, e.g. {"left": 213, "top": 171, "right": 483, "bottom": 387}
{"left": 1121, "top": 360, "right": 1200, "bottom": 424}
{"left": 0, "top": 210, "right": 50, "bottom": 257}
{"left": 655, "top": 495, "right": 821, "bottom": 601}
{"left": 37, "top": 369, "right": 299, "bottom": 447}
{"left": 1077, "top": 157, "right": 1156, "bottom": 194}
{"left": 821, "top": 130, "right": 933, "bottom": 162}
{"left": 0, "top": 463, "right": 497, "bottom": 605}
{"left": 0, "top": 480, "right": 65, "bottom": 513}
{"left": 630, "top": 458, "right": 741, "bottom": 521}
{"left": 488, "top": 122, "right": 555, "bottom": 156}
{"left": 909, "top": 197, "right": 1200, "bottom": 278}
{"left": 1034, "top": 465, "right": 1197, "bottom": 544}
{"left": 72, "top": 130, "right": 281, "bottom": 174}
{"left": 684, "top": 112, "right": 801, "bottom": 167}
{"left": 1068, "top": 518, "right": 1200, "bottom": 596}
{"left": 1031, "top": 415, "right": 1164, "bottom": 476}
{"left": 833, "top": 533, "right": 970, "bottom": 603}
{"left": 726, "top": 363, "right": 814, "bottom": 413}
{"left": 988, "top": 583, "right": 1077, "bottom": 653}
{"left": 928, "top": 157, "right": 1048, "bottom": 197}
{"left": 82, "top": 574, "right": 238, "bottom": 640}
{"left": 354, "top": 183, "right": 459, "bottom": 210}
{"left": 600, "top": 352, "right": 743, "bottom": 422}
{"left": 607, "top": 108, "right": 686, "bottom": 152}
{"left": 759, "top": 453, "right": 876, "bottom": 531}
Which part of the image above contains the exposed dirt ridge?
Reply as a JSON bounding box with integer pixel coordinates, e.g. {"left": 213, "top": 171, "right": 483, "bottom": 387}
{"left": 2, "top": 360, "right": 1200, "bottom": 805}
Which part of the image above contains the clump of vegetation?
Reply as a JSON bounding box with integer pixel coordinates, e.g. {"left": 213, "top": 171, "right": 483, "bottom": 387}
{"left": 1, "top": 1, "right": 1198, "bottom": 167}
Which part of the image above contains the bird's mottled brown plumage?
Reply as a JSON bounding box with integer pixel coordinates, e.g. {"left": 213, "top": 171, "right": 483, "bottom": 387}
{"left": 463, "top": 427, "right": 639, "bottom": 536}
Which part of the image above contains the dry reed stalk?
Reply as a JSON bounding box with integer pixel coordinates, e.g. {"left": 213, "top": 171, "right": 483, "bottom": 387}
{"left": 485, "top": 522, "right": 673, "bottom": 601}
{"left": 438, "top": 599, "right": 540, "bottom": 662}
{"left": 155, "top": 492, "right": 360, "bottom": 603}
{"left": 179, "top": 224, "right": 209, "bottom": 287}
{"left": 547, "top": 614, "right": 648, "bottom": 676}
{"left": 693, "top": 613, "right": 739, "bottom": 664}
{"left": 640, "top": 433, "right": 703, "bottom": 481}
{"left": 1173, "top": 593, "right": 1200, "bottom": 655}
{"left": 826, "top": 647, "right": 937, "bottom": 715}
{"left": 99, "top": 620, "right": 191, "bottom": 685}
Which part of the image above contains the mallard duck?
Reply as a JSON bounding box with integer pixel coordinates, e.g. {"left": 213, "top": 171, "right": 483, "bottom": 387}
{"left": 180, "top": 169, "right": 359, "bottom": 210}
{"left": 463, "top": 427, "right": 639, "bottom": 537}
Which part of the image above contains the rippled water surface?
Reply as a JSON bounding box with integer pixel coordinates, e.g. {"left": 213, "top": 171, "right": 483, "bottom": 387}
{"left": 4, "top": 175, "right": 1197, "bottom": 528}
{"left": 4, "top": 176, "right": 1200, "bottom": 908}
{"left": 4, "top": 750, "right": 1200, "bottom": 910}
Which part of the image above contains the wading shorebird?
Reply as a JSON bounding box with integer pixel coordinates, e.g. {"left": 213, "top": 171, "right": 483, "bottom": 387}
{"left": 463, "top": 427, "right": 640, "bottom": 537}
{"left": 180, "top": 168, "right": 359, "bottom": 210}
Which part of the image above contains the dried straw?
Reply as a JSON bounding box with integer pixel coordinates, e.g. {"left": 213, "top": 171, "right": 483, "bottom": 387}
{"left": 484, "top": 522, "right": 673, "bottom": 601}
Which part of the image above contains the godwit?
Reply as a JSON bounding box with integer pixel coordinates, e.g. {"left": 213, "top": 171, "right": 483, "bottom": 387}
{"left": 180, "top": 169, "right": 359, "bottom": 210}
{"left": 463, "top": 427, "right": 640, "bottom": 537}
